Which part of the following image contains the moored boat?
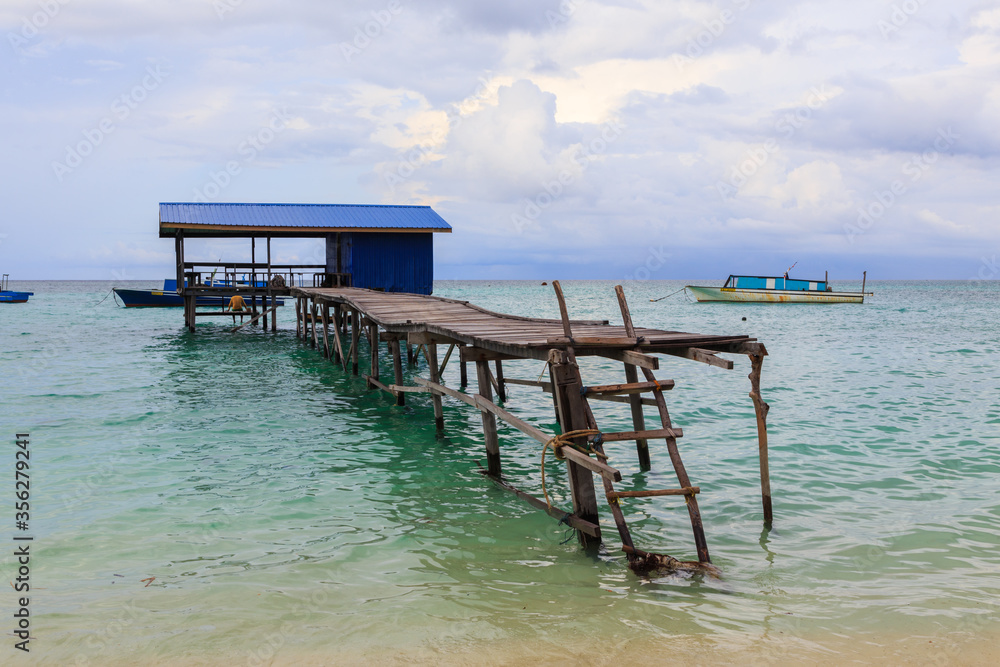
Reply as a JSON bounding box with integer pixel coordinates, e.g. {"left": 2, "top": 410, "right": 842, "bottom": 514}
{"left": 0, "top": 274, "right": 33, "bottom": 303}
{"left": 113, "top": 279, "right": 284, "bottom": 308}
{"left": 686, "top": 271, "right": 870, "bottom": 304}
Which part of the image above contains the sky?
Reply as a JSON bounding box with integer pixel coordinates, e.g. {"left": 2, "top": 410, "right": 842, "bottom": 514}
{"left": 1, "top": 0, "right": 998, "bottom": 281}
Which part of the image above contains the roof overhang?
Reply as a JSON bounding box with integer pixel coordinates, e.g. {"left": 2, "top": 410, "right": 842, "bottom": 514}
{"left": 159, "top": 223, "right": 452, "bottom": 238}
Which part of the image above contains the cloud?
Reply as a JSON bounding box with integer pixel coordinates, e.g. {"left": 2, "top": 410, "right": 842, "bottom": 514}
{"left": 2, "top": 0, "right": 999, "bottom": 279}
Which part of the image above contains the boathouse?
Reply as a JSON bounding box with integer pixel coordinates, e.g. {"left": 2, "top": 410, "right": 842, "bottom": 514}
{"left": 159, "top": 202, "right": 452, "bottom": 294}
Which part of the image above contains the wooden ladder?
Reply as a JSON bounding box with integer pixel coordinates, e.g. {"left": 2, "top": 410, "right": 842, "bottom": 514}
{"left": 549, "top": 282, "right": 711, "bottom": 568}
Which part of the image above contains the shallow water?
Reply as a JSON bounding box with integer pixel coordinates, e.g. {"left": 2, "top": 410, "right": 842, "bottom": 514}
{"left": 1, "top": 279, "right": 998, "bottom": 665}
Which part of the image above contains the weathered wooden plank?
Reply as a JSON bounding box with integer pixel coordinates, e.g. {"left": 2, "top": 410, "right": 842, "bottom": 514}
{"left": 599, "top": 428, "right": 683, "bottom": 443}
{"left": 608, "top": 487, "right": 700, "bottom": 499}
{"left": 583, "top": 380, "right": 674, "bottom": 396}
{"left": 362, "top": 374, "right": 394, "bottom": 396}
{"left": 488, "top": 475, "right": 601, "bottom": 537}
{"left": 389, "top": 384, "right": 430, "bottom": 394}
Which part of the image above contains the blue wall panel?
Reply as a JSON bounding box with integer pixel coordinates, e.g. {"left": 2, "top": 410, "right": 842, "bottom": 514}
{"left": 334, "top": 232, "right": 434, "bottom": 294}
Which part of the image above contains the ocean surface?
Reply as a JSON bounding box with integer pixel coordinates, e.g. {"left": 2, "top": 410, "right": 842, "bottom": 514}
{"left": 1, "top": 279, "right": 998, "bottom": 665}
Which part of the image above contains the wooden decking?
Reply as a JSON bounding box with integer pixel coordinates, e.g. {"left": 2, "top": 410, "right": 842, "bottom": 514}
{"left": 281, "top": 283, "right": 773, "bottom": 576}
{"left": 290, "top": 286, "right": 753, "bottom": 361}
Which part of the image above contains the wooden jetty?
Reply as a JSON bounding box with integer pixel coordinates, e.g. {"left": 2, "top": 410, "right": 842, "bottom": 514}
{"left": 159, "top": 202, "right": 773, "bottom": 573}
{"left": 289, "top": 282, "right": 772, "bottom": 574}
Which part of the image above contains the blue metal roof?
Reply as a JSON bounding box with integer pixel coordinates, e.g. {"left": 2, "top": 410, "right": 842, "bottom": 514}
{"left": 159, "top": 203, "right": 452, "bottom": 236}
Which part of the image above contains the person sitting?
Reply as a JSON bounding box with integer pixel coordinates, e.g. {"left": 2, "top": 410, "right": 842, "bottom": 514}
{"left": 227, "top": 294, "right": 248, "bottom": 324}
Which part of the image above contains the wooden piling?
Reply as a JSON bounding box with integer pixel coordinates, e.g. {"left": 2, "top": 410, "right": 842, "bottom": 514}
{"left": 332, "top": 307, "right": 343, "bottom": 364}
{"left": 548, "top": 349, "right": 601, "bottom": 548}
{"left": 391, "top": 339, "right": 405, "bottom": 406}
{"left": 476, "top": 360, "right": 502, "bottom": 477}
{"left": 310, "top": 301, "right": 318, "bottom": 348}
{"left": 280, "top": 284, "right": 769, "bottom": 571}
{"left": 295, "top": 298, "right": 302, "bottom": 339}
{"left": 459, "top": 344, "right": 468, "bottom": 388}
{"left": 427, "top": 343, "right": 444, "bottom": 429}
{"left": 351, "top": 309, "right": 360, "bottom": 375}
{"left": 369, "top": 323, "right": 379, "bottom": 388}
{"left": 494, "top": 360, "right": 507, "bottom": 402}
{"left": 624, "top": 362, "right": 651, "bottom": 470}
{"left": 749, "top": 353, "right": 773, "bottom": 525}
{"left": 320, "top": 305, "right": 331, "bottom": 359}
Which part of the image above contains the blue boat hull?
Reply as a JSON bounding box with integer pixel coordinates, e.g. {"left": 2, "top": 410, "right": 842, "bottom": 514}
{"left": 0, "top": 290, "right": 33, "bottom": 303}
{"left": 113, "top": 289, "right": 282, "bottom": 308}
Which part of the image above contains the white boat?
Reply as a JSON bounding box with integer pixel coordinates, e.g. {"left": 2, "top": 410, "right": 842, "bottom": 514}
{"left": 686, "top": 272, "right": 870, "bottom": 304}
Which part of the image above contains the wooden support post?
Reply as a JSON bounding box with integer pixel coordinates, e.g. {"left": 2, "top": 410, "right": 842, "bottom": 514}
{"left": 494, "top": 359, "right": 507, "bottom": 402}
{"left": 615, "top": 285, "right": 710, "bottom": 563}
{"left": 368, "top": 323, "right": 379, "bottom": 388}
{"left": 262, "top": 295, "right": 268, "bottom": 330}
{"left": 749, "top": 353, "right": 773, "bottom": 526}
{"left": 320, "top": 304, "right": 331, "bottom": 359}
{"left": 459, "top": 344, "right": 468, "bottom": 388}
{"left": 427, "top": 343, "right": 444, "bottom": 429}
{"left": 351, "top": 309, "right": 360, "bottom": 375}
{"left": 184, "top": 294, "right": 195, "bottom": 333}
{"left": 332, "top": 307, "right": 343, "bottom": 364}
{"left": 310, "top": 301, "right": 318, "bottom": 348}
{"left": 549, "top": 349, "right": 601, "bottom": 548}
{"left": 475, "top": 360, "right": 501, "bottom": 477}
{"left": 624, "top": 362, "right": 651, "bottom": 470}
{"left": 295, "top": 299, "right": 301, "bottom": 338}
{"left": 391, "top": 339, "right": 405, "bottom": 406}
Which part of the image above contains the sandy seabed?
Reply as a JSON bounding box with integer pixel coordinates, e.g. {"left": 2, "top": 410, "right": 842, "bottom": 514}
{"left": 49, "top": 628, "right": 999, "bottom": 667}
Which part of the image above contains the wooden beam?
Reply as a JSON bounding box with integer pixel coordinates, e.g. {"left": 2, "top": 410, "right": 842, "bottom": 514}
{"left": 599, "top": 428, "right": 683, "bottom": 443}
{"left": 412, "top": 376, "right": 624, "bottom": 485}
{"left": 583, "top": 380, "right": 674, "bottom": 396}
{"left": 230, "top": 304, "right": 278, "bottom": 332}
{"left": 487, "top": 475, "right": 601, "bottom": 538}
{"left": 608, "top": 487, "right": 699, "bottom": 499}
{"left": 661, "top": 347, "right": 734, "bottom": 370}
{"left": 389, "top": 384, "right": 430, "bottom": 394}
{"left": 362, "top": 374, "right": 394, "bottom": 396}
{"left": 459, "top": 346, "right": 520, "bottom": 363}
{"left": 595, "top": 348, "right": 659, "bottom": 370}
{"left": 407, "top": 331, "right": 461, "bottom": 346}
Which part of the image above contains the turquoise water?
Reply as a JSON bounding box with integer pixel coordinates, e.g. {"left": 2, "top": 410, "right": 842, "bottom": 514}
{"left": 2, "top": 280, "right": 999, "bottom": 664}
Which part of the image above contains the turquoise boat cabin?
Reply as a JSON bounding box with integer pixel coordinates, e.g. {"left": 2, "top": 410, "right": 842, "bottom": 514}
{"left": 724, "top": 275, "right": 830, "bottom": 292}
